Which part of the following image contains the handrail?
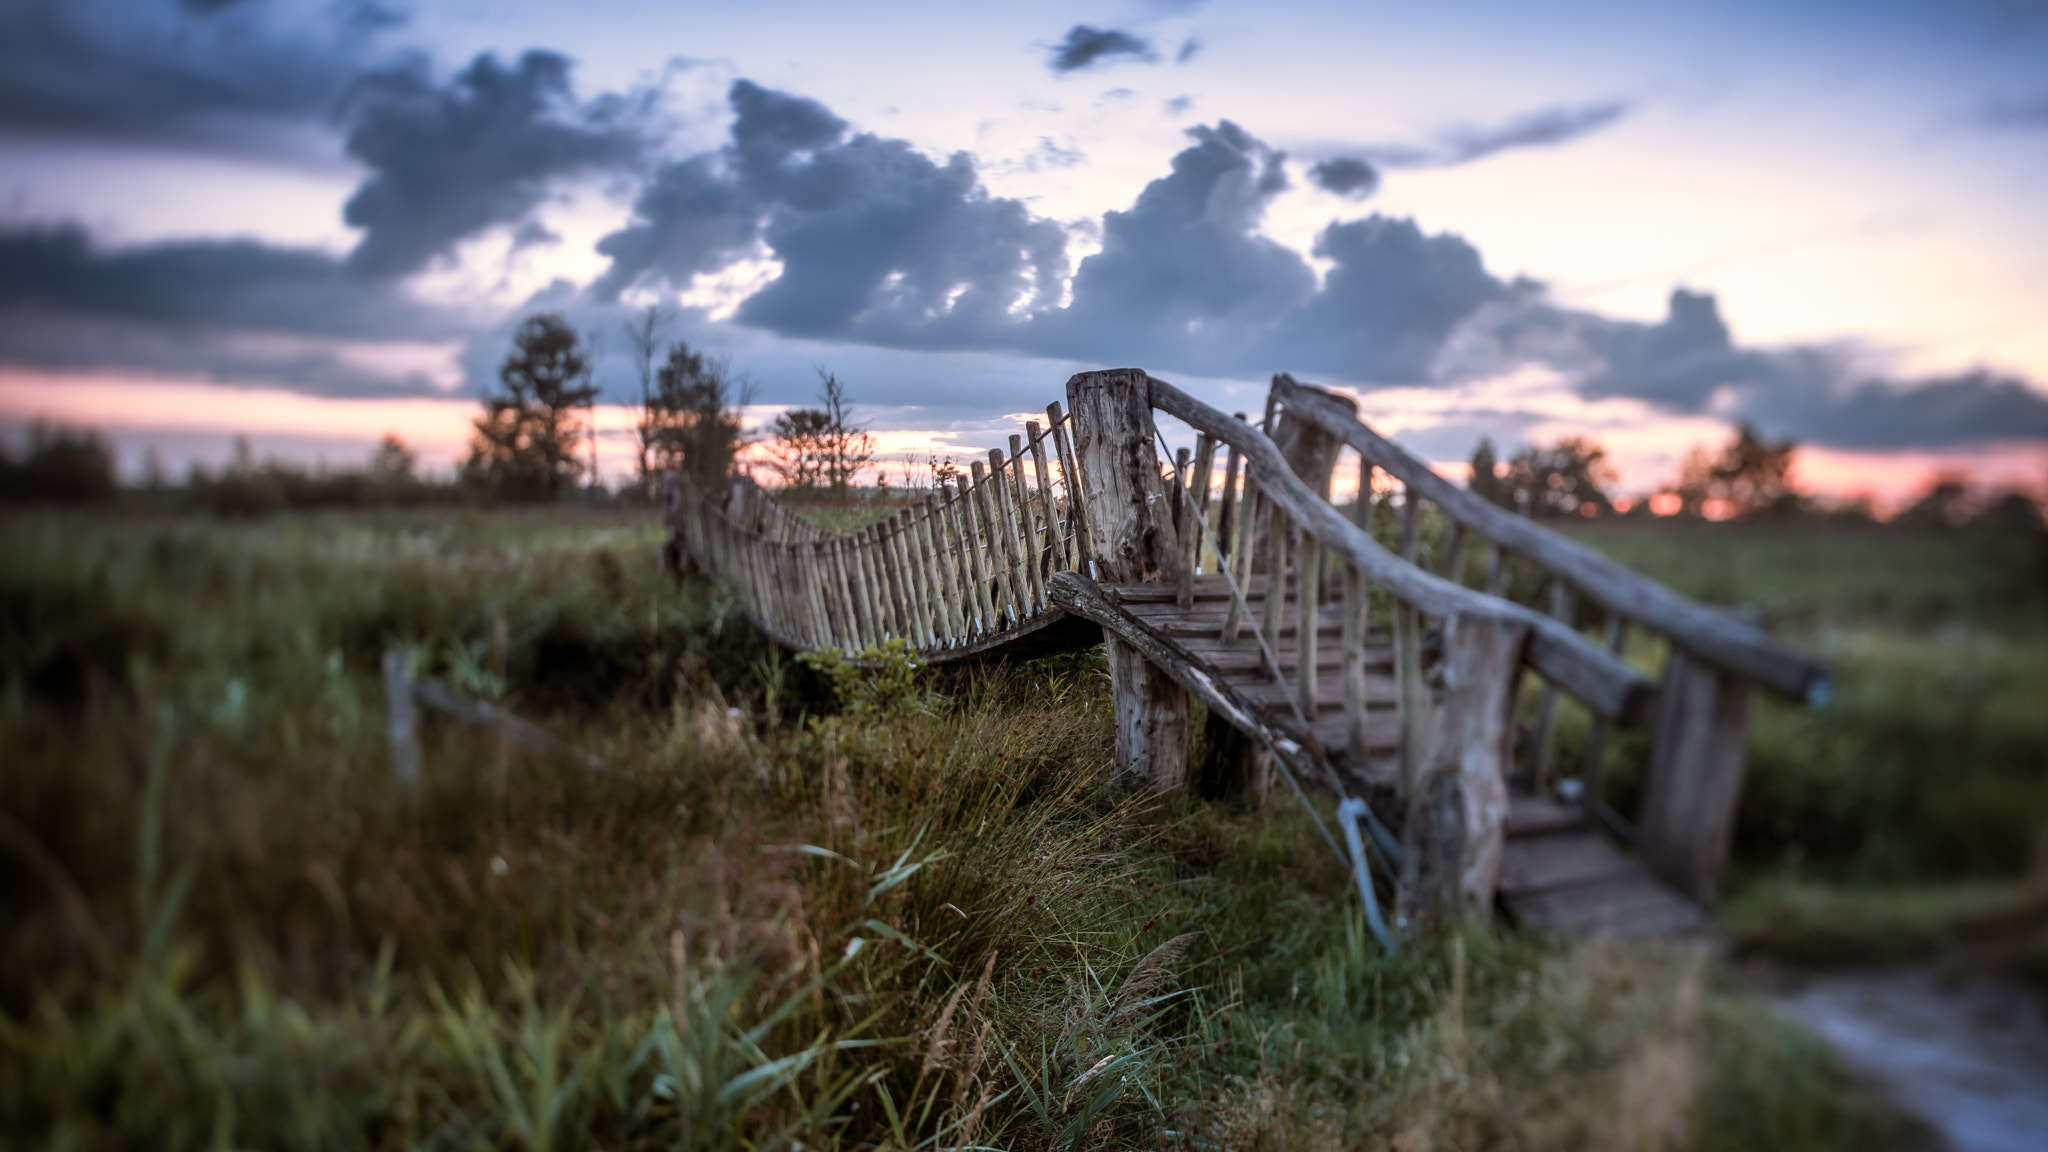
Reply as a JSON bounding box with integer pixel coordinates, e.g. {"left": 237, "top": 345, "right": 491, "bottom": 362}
{"left": 1269, "top": 374, "right": 1830, "bottom": 705}
{"left": 1146, "top": 374, "right": 1654, "bottom": 725}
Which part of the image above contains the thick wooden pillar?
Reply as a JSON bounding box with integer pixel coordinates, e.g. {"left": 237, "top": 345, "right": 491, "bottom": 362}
{"left": 1639, "top": 649, "right": 1751, "bottom": 906}
{"left": 1066, "top": 369, "right": 1190, "bottom": 788}
{"left": 1396, "top": 613, "right": 1527, "bottom": 930}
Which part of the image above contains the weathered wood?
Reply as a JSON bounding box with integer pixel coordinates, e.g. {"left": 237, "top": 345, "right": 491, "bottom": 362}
{"left": 1216, "top": 421, "right": 1244, "bottom": 565}
{"left": 1174, "top": 446, "right": 1194, "bottom": 609}
{"left": 921, "top": 496, "right": 965, "bottom": 644}
{"left": 1579, "top": 612, "right": 1627, "bottom": 810}
{"left": 1195, "top": 709, "right": 1271, "bottom": 805}
{"left": 1046, "top": 402, "right": 1093, "bottom": 572}
{"left": 1066, "top": 368, "right": 1190, "bottom": 788}
{"left": 1260, "top": 511, "right": 1291, "bottom": 672}
{"left": 1147, "top": 374, "right": 1653, "bottom": 726}
{"left": 1395, "top": 613, "right": 1528, "bottom": 929}
{"left": 1006, "top": 439, "right": 1048, "bottom": 611}
{"left": 1343, "top": 565, "right": 1371, "bottom": 765}
{"left": 1223, "top": 480, "right": 1260, "bottom": 644}
{"left": 951, "top": 476, "right": 995, "bottom": 633}
{"left": 383, "top": 649, "right": 421, "bottom": 784}
{"left": 1525, "top": 578, "right": 1573, "bottom": 791}
{"left": 1025, "top": 421, "right": 1061, "bottom": 571}
{"left": 968, "top": 461, "right": 1017, "bottom": 624}
{"left": 1271, "top": 373, "right": 1831, "bottom": 705}
{"left": 1296, "top": 532, "right": 1322, "bottom": 713}
{"left": 1638, "top": 649, "right": 1752, "bottom": 906}
{"left": 892, "top": 513, "right": 933, "bottom": 648}
{"left": 411, "top": 673, "right": 607, "bottom": 773}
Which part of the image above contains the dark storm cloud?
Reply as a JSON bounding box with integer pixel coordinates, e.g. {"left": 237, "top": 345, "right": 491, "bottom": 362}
{"left": 1037, "top": 121, "right": 1311, "bottom": 364}
{"left": 594, "top": 80, "right": 1070, "bottom": 350}
{"left": 1307, "top": 157, "right": 1380, "bottom": 198}
{"left": 342, "top": 51, "right": 645, "bottom": 277}
{"left": 1048, "top": 26, "right": 1157, "bottom": 73}
{"left": 0, "top": 223, "right": 463, "bottom": 396}
{"left": 0, "top": 224, "right": 448, "bottom": 340}
{"left": 1450, "top": 288, "right": 2048, "bottom": 451}
{"left": 0, "top": 0, "right": 388, "bottom": 150}
{"left": 1365, "top": 100, "right": 1632, "bottom": 169}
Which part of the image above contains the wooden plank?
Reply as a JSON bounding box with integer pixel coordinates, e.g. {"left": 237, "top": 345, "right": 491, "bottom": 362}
{"left": 1639, "top": 649, "right": 1752, "bottom": 906}
{"left": 1046, "top": 402, "right": 1092, "bottom": 572}
{"left": 1216, "top": 420, "right": 1243, "bottom": 569}
{"left": 951, "top": 476, "right": 995, "bottom": 635}
{"left": 1002, "top": 439, "right": 1041, "bottom": 611}
{"left": 1503, "top": 870, "right": 1708, "bottom": 938}
{"left": 1505, "top": 794, "right": 1591, "bottom": 837}
{"left": 1025, "top": 420, "right": 1062, "bottom": 573}
{"left": 1496, "top": 831, "right": 1641, "bottom": 896}
{"left": 968, "top": 461, "right": 1018, "bottom": 625}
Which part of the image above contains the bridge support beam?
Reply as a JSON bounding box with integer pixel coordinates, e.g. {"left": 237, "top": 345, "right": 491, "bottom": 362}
{"left": 1067, "top": 368, "right": 1191, "bottom": 788}
{"left": 1397, "top": 613, "right": 1527, "bottom": 930}
{"left": 1639, "top": 650, "right": 1751, "bottom": 907}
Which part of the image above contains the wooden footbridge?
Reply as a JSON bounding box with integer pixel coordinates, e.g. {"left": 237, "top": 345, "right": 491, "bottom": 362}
{"left": 665, "top": 369, "right": 1828, "bottom": 936}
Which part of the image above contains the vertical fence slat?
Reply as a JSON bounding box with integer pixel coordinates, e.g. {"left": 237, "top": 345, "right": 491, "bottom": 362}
{"left": 1047, "top": 402, "right": 1093, "bottom": 574}
{"left": 1026, "top": 421, "right": 1062, "bottom": 575}
{"left": 952, "top": 475, "right": 995, "bottom": 634}
{"left": 1007, "top": 438, "right": 1048, "bottom": 612}
{"left": 1297, "top": 531, "right": 1322, "bottom": 713}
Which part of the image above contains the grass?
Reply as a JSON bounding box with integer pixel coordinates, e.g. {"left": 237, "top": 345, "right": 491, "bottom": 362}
{"left": 0, "top": 505, "right": 1953, "bottom": 1148}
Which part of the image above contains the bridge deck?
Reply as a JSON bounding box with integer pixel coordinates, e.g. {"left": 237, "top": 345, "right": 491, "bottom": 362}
{"left": 1093, "top": 575, "right": 1708, "bottom": 939}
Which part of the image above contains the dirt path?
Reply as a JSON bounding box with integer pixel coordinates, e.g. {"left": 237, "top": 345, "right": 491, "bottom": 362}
{"left": 1768, "top": 969, "right": 2048, "bottom": 1152}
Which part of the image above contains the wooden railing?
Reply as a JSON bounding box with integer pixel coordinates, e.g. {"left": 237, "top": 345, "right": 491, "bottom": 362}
{"left": 1243, "top": 373, "right": 1827, "bottom": 903}
{"left": 665, "top": 405, "right": 1094, "bottom": 660}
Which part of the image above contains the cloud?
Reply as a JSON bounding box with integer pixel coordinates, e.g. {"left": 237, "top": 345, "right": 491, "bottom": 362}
{"left": 1048, "top": 26, "right": 1156, "bottom": 73}
{"left": 1307, "top": 157, "right": 1380, "bottom": 199}
{"left": 1177, "top": 37, "right": 1203, "bottom": 64}
{"left": 1036, "top": 121, "right": 1313, "bottom": 365}
{"left": 1364, "top": 99, "right": 1632, "bottom": 169}
{"left": 341, "top": 50, "right": 645, "bottom": 277}
{"left": 594, "top": 80, "right": 1070, "bottom": 352}
{"left": 1449, "top": 288, "right": 2048, "bottom": 451}
{"left": 0, "top": 0, "right": 389, "bottom": 152}
{"left": 0, "top": 222, "right": 465, "bottom": 396}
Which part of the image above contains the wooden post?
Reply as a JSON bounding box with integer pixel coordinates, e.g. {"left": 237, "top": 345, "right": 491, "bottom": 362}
{"left": 1174, "top": 446, "right": 1194, "bottom": 608}
{"left": 383, "top": 648, "right": 421, "bottom": 784}
{"left": 1523, "top": 577, "right": 1572, "bottom": 792}
{"left": 1580, "top": 612, "right": 1628, "bottom": 817}
{"left": 1296, "top": 532, "right": 1322, "bottom": 712}
{"left": 1216, "top": 419, "right": 1245, "bottom": 565}
{"left": 1396, "top": 613, "right": 1528, "bottom": 930}
{"left": 1065, "top": 368, "right": 1189, "bottom": 788}
{"left": 1638, "top": 649, "right": 1752, "bottom": 906}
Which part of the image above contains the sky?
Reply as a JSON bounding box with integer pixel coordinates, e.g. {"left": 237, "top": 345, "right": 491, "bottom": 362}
{"left": 3, "top": 0, "right": 2047, "bottom": 508}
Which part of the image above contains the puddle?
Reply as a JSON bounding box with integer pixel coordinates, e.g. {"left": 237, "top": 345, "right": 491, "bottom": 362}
{"left": 1769, "top": 969, "right": 2048, "bottom": 1152}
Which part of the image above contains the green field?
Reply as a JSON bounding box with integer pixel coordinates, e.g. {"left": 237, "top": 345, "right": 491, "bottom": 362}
{"left": 4, "top": 505, "right": 2032, "bottom": 1149}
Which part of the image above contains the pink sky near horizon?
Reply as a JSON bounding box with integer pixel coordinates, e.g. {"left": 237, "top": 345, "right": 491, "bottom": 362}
{"left": 8, "top": 367, "right": 2042, "bottom": 516}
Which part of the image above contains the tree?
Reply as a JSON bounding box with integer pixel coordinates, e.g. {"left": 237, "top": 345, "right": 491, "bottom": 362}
{"left": 369, "top": 433, "right": 417, "bottom": 479}
{"left": 0, "top": 422, "right": 117, "bottom": 504}
{"left": 623, "top": 304, "right": 673, "bottom": 498}
{"left": 646, "top": 340, "right": 750, "bottom": 494}
{"left": 1476, "top": 436, "right": 1617, "bottom": 519}
{"left": 464, "top": 313, "right": 598, "bottom": 501}
{"left": 771, "top": 370, "right": 874, "bottom": 496}
{"left": 1670, "top": 423, "right": 1799, "bottom": 519}
{"left": 1468, "top": 437, "right": 1511, "bottom": 509}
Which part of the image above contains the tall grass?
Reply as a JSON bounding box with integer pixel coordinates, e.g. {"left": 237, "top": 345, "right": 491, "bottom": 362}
{"left": 0, "top": 508, "right": 1924, "bottom": 1149}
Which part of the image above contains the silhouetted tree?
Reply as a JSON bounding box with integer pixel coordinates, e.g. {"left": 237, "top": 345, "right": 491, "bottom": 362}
{"left": 771, "top": 370, "right": 873, "bottom": 495}
{"left": 464, "top": 313, "right": 598, "bottom": 501}
{"left": 1493, "top": 436, "right": 1617, "bottom": 519}
{"left": 1468, "top": 437, "right": 1511, "bottom": 509}
{"left": 646, "top": 340, "right": 750, "bottom": 494}
{"left": 0, "top": 423, "right": 117, "bottom": 503}
{"left": 1670, "top": 424, "right": 1799, "bottom": 519}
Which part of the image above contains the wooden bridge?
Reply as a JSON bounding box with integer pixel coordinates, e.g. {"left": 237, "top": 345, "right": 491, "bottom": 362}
{"left": 664, "top": 369, "right": 1828, "bottom": 937}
